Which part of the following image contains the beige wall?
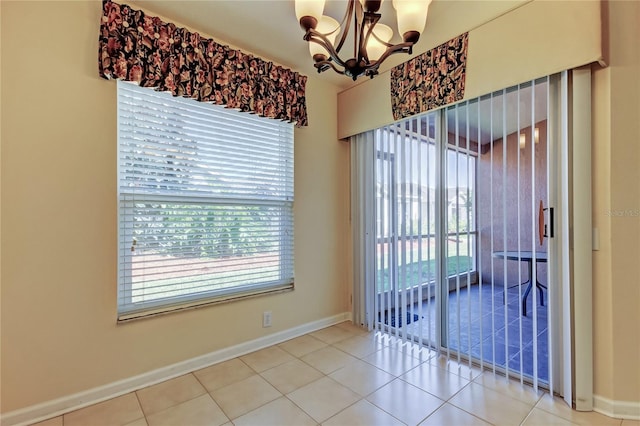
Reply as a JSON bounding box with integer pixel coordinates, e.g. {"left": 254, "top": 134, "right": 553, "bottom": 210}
{"left": 608, "top": 0, "right": 640, "bottom": 403}
{"left": 592, "top": 0, "right": 640, "bottom": 404}
{"left": 0, "top": 1, "right": 349, "bottom": 413}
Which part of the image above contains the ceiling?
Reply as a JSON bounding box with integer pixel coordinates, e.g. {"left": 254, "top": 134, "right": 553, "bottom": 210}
{"left": 131, "top": 0, "right": 528, "bottom": 91}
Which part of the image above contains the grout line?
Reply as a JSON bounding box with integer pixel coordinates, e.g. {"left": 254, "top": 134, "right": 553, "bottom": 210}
{"left": 131, "top": 391, "right": 147, "bottom": 426}
{"left": 137, "top": 374, "right": 210, "bottom": 421}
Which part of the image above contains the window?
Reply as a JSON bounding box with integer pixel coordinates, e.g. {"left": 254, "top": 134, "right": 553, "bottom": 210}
{"left": 374, "top": 118, "right": 477, "bottom": 295}
{"left": 117, "top": 81, "right": 294, "bottom": 320}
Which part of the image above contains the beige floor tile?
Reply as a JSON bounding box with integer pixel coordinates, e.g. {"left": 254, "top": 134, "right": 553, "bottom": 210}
{"left": 522, "top": 407, "right": 579, "bottom": 425}
{"left": 385, "top": 337, "right": 435, "bottom": 362}
{"left": 30, "top": 417, "right": 63, "bottom": 426}
{"left": 401, "top": 361, "right": 471, "bottom": 400}
{"left": 300, "top": 346, "right": 359, "bottom": 374}
{"left": 536, "top": 394, "right": 623, "bottom": 426}
{"left": 240, "top": 345, "right": 296, "bottom": 373}
{"left": 210, "top": 374, "right": 281, "bottom": 419}
{"left": 367, "top": 378, "right": 444, "bottom": 425}
{"left": 334, "top": 321, "right": 372, "bottom": 336}
{"left": 63, "top": 393, "right": 144, "bottom": 426}
{"left": 146, "top": 394, "right": 228, "bottom": 426}
{"left": 362, "top": 346, "right": 425, "bottom": 376}
{"left": 323, "top": 399, "right": 404, "bottom": 426}
{"left": 233, "top": 397, "right": 316, "bottom": 426}
{"left": 39, "top": 334, "right": 627, "bottom": 426}
{"left": 329, "top": 359, "right": 395, "bottom": 396}
{"left": 193, "top": 358, "right": 256, "bottom": 392}
{"left": 365, "top": 332, "right": 403, "bottom": 349}
{"left": 332, "top": 334, "right": 387, "bottom": 358}
{"left": 136, "top": 374, "right": 206, "bottom": 416}
{"left": 287, "top": 377, "right": 361, "bottom": 423}
{"left": 429, "top": 354, "right": 483, "bottom": 380}
{"left": 310, "top": 325, "right": 356, "bottom": 344}
{"left": 387, "top": 338, "right": 435, "bottom": 363}
{"left": 260, "top": 358, "right": 324, "bottom": 394}
{"left": 123, "top": 418, "right": 148, "bottom": 426}
{"left": 419, "top": 402, "right": 491, "bottom": 426}
{"left": 278, "top": 334, "right": 328, "bottom": 357}
{"left": 473, "top": 372, "right": 544, "bottom": 405}
{"left": 449, "top": 382, "right": 534, "bottom": 426}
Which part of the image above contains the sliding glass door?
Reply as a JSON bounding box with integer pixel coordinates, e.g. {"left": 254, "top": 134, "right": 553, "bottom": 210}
{"left": 375, "top": 113, "right": 438, "bottom": 346}
{"left": 372, "top": 78, "right": 556, "bottom": 390}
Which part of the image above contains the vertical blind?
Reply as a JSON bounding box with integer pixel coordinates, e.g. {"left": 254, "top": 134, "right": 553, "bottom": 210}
{"left": 117, "top": 81, "right": 294, "bottom": 320}
{"left": 369, "top": 77, "right": 553, "bottom": 391}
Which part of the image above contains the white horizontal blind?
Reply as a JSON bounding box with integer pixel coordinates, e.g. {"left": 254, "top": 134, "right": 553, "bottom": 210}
{"left": 117, "top": 81, "right": 294, "bottom": 319}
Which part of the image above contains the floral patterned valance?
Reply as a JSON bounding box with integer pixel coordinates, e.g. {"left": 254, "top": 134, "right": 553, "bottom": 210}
{"left": 99, "top": 1, "right": 308, "bottom": 126}
{"left": 390, "top": 33, "right": 469, "bottom": 120}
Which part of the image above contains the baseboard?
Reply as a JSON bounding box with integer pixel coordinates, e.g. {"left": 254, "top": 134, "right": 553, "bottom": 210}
{"left": 593, "top": 394, "right": 640, "bottom": 420}
{"left": 1, "top": 312, "right": 351, "bottom": 426}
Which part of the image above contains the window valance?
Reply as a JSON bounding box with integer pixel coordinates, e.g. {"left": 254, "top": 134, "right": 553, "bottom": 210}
{"left": 98, "top": 0, "right": 308, "bottom": 126}
{"left": 390, "top": 33, "right": 468, "bottom": 120}
{"left": 337, "top": 0, "right": 603, "bottom": 139}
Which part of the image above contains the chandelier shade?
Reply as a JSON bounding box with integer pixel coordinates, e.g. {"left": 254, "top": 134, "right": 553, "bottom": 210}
{"left": 392, "top": 0, "right": 430, "bottom": 43}
{"left": 367, "top": 24, "right": 393, "bottom": 61}
{"left": 295, "top": 0, "right": 326, "bottom": 30}
{"left": 308, "top": 15, "right": 340, "bottom": 61}
{"left": 295, "top": 0, "right": 431, "bottom": 80}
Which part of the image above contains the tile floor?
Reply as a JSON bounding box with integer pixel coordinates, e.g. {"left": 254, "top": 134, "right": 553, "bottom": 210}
{"left": 31, "top": 322, "right": 634, "bottom": 426}
{"left": 405, "top": 283, "right": 549, "bottom": 382}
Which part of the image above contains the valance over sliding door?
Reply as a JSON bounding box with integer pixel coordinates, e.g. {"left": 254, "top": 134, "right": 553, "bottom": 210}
{"left": 338, "top": 0, "right": 604, "bottom": 138}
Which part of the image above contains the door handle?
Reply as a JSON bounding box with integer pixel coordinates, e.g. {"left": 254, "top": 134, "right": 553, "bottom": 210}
{"left": 538, "top": 200, "right": 555, "bottom": 245}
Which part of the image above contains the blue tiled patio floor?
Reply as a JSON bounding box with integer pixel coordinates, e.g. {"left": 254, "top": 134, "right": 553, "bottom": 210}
{"left": 402, "top": 283, "right": 549, "bottom": 382}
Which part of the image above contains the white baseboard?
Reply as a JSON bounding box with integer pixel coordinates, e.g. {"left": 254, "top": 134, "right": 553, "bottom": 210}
{"left": 1, "top": 312, "right": 351, "bottom": 426}
{"left": 593, "top": 394, "right": 640, "bottom": 420}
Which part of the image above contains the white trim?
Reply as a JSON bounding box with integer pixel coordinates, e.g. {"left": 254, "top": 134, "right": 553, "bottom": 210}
{"left": 558, "top": 70, "right": 573, "bottom": 406}
{"left": 571, "top": 66, "right": 594, "bottom": 411}
{"left": 1, "top": 312, "right": 351, "bottom": 426}
{"left": 350, "top": 131, "right": 376, "bottom": 329}
{"left": 547, "top": 73, "right": 563, "bottom": 399}
{"left": 593, "top": 395, "right": 640, "bottom": 420}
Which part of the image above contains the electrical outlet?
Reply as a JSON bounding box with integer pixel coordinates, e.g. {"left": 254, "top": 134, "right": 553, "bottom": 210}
{"left": 262, "top": 311, "right": 272, "bottom": 328}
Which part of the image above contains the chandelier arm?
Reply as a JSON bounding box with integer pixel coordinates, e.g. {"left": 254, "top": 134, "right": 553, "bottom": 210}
{"left": 371, "top": 41, "right": 414, "bottom": 66}
{"left": 360, "top": 13, "right": 381, "bottom": 64}
{"left": 371, "top": 29, "right": 394, "bottom": 48}
{"left": 334, "top": 0, "right": 355, "bottom": 55}
{"left": 365, "top": 64, "right": 382, "bottom": 78}
{"left": 359, "top": 13, "right": 369, "bottom": 63}
{"left": 314, "top": 60, "right": 346, "bottom": 75}
{"left": 306, "top": 31, "right": 349, "bottom": 68}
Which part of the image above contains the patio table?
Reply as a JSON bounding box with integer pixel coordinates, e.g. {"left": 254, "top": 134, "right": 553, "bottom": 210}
{"left": 492, "top": 251, "right": 547, "bottom": 316}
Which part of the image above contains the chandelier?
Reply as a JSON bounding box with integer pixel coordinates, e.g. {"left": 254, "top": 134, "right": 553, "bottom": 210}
{"left": 295, "top": 0, "right": 432, "bottom": 81}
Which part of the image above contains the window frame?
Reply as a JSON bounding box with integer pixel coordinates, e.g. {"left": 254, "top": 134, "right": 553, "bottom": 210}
{"left": 116, "top": 81, "right": 295, "bottom": 321}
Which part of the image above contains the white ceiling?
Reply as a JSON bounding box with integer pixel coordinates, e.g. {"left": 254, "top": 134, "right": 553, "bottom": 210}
{"left": 131, "top": 0, "right": 528, "bottom": 91}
